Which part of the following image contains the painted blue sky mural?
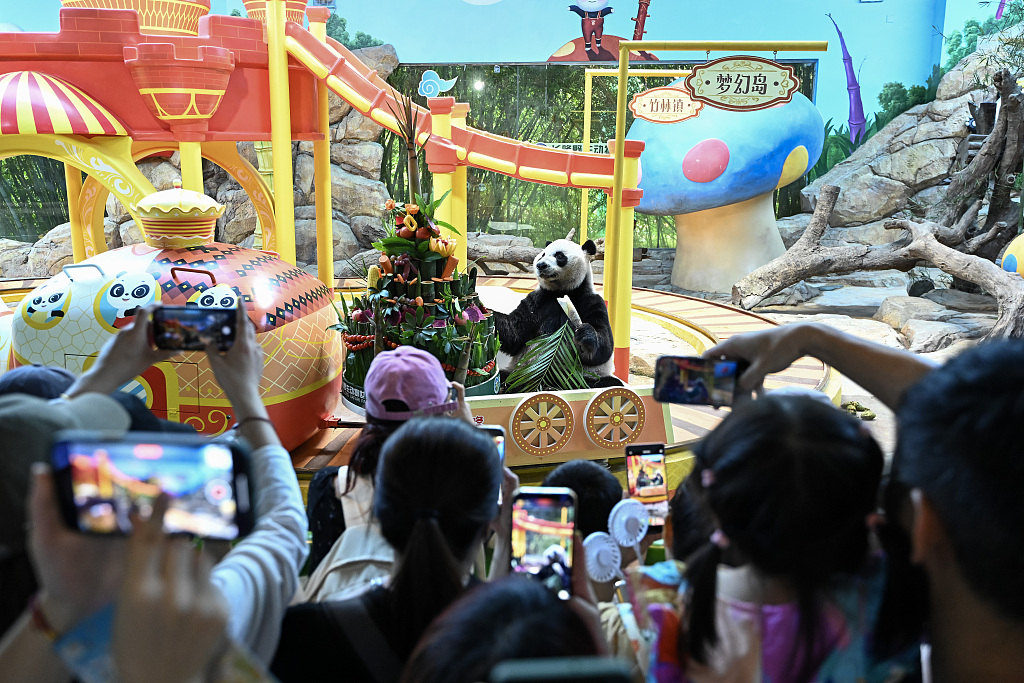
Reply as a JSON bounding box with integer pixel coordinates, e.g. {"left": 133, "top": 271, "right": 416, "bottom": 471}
{"left": 0, "top": 1, "right": 1003, "bottom": 127}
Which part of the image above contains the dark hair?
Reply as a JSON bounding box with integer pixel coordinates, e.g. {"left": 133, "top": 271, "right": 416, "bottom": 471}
{"left": 890, "top": 340, "right": 1024, "bottom": 624}
{"left": 343, "top": 412, "right": 405, "bottom": 494}
{"left": 543, "top": 459, "right": 622, "bottom": 538}
{"left": 400, "top": 576, "right": 599, "bottom": 683}
{"left": 667, "top": 483, "right": 714, "bottom": 561}
{"left": 683, "top": 395, "right": 883, "bottom": 683}
{"left": 375, "top": 416, "right": 502, "bottom": 654}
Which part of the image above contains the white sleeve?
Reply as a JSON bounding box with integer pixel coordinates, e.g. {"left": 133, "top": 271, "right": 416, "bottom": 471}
{"left": 210, "top": 443, "right": 309, "bottom": 663}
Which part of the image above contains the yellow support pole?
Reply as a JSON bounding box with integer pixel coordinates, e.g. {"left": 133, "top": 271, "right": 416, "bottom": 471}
{"left": 308, "top": 7, "right": 333, "bottom": 288}
{"left": 178, "top": 140, "right": 204, "bottom": 193}
{"left": 581, "top": 71, "right": 593, "bottom": 244}
{"left": 267, "top": 0, "right": 296, "bottom": 264}
{"left": 428, "top": 97, "right": 463, "bottom": 263}
{"left": 452, "top": 103, "right": 470, "bottom": 249}
{"left": 605, "top": 46, "right": 632, "bottom": 383}
{"left": 580, "top": 68, "right": 693, "bottom": 244}
{"left": 64, "top": 164, "right": 86, "bottom": 262}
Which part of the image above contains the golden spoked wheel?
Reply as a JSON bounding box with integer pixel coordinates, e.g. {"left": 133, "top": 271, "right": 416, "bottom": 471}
{"left": 585, "top": 387, "right": 646, "bottom": 449}
{"left": 510, "top": 392, "right": 575, "bottom": 457}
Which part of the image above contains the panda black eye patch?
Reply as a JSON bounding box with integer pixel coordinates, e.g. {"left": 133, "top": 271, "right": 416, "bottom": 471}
{"left": 555, "top": 252, "right": 568, "bottom": 267}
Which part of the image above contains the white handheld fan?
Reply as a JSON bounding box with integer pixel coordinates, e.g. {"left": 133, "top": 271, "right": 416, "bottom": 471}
{"left": 584, "top": 532, "right": 624, "bottom": 584}
{"left": 608, "top": 498, "right": 650, "bottom": 566}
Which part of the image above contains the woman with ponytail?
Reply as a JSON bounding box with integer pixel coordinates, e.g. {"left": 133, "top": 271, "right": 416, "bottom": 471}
{"left": 271, "top": 416, "right": 503, "bottom": 683}
{"left": 302, "top": 347, "right": 475, "bottom": 600}
{"left": 649, "top": 394, "right": 921, "bottom": 683}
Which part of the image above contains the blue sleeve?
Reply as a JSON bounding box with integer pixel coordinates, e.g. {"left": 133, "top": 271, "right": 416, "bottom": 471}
{"left": 601, "top": 8, "right": 613, "bottom": 16}
{"left": 568, "top": 6, "right": 586, "bottom": 16}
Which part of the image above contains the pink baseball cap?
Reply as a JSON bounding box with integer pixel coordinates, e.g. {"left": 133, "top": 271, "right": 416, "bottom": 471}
{"left": 364, "top": 346, "right": 458, "bottom": 420}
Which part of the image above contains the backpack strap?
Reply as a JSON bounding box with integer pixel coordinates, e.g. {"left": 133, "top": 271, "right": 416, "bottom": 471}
{"left": 323, "top": 597, "right": 403, "bottom": 683}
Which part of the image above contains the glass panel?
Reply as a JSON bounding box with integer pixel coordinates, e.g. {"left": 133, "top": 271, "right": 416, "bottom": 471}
{"left": 380, "top": 61, "right": 818, "bottom": 247}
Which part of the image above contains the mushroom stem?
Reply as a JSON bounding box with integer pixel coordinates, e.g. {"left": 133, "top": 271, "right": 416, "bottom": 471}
{"left": 671, "top": 193, "right": 786, "bottom": 293}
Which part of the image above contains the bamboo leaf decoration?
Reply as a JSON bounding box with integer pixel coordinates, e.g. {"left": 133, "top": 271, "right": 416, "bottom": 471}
{"left": 505, "top": 323, "right": 592, "bottom": 393}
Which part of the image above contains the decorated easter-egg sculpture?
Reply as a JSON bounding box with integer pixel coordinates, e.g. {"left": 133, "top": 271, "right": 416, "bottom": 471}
{"left": 1001, "top": 233, "right": 1024, "bottom": 276}
{"left": 7, "top": 182, "right": 342, "bottom": 449}
{"left": 629, "top": 85, "right": 824, "bottom": 293}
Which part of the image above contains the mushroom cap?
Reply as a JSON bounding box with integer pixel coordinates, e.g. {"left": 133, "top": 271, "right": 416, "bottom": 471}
{"left": 631, "top": 86, "right": 824, "bottom": 216}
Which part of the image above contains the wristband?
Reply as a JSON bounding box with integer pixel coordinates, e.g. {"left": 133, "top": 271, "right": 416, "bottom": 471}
{"left": 29, "top": 593, "right": 59, "bottom": 641}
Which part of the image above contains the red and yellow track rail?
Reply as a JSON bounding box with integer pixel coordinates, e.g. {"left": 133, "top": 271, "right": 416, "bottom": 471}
{"left": 284, "top": 23, "right": 627, "bottom": 192}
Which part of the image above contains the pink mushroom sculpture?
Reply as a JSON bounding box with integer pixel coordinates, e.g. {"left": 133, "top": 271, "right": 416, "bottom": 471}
{"left": 630, "top": 86, "right": 824, "bottom": 293}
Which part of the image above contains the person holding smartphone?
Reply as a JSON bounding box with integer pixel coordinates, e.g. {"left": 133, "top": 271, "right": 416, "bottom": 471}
{"left": 272, "top": 416, "right": 505, "bottom": 683}
{"left": 0, "top": 303, "right": 309, "bottom": 679}
{"left": 301, "top": 347, "right": 483, "bottom": 603}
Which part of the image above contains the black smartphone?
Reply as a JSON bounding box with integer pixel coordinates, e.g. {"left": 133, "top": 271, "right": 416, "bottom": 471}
{"left": 511, "top": 487, "right": 576, "bottom": 600}
{"left": 52, "top": 431, "right": 255, "bottom": 540}
{"left": 652, "top": 356, "right": 749, "bottom": 408}
{"left": 490, "top": 657, "right": 631, "bottom": 683}
{"left": 625, "top": 443, "right": 668, "bottom": 531}
{"left": 152, "top": 305, "right": 236, "bottom": 352}
{"left": 481, "top": 425, "right": 506, "bottom": 505}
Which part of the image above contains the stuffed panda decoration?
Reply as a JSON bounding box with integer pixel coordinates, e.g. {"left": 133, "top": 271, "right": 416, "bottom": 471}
{"left": 494, "top": 238, "right": 621, "bottom": 388}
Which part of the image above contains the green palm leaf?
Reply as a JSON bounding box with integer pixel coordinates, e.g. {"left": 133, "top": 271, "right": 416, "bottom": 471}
{"left": 506, "top": 323, "right": 590, "bottom": 393}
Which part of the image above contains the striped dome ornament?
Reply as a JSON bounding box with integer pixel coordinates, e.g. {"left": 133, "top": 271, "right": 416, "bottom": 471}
{"left": 0, "top": 71, "right": 128, "bottom": 136}
{"left": 136, "top": 180, "right": 224, "bottom": 249}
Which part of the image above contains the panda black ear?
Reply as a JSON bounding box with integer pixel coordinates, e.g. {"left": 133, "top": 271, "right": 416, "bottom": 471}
{"left": 582, "top": 240, "right": 597, "bottom": 256}
{"left": 545, "top": 241, "right": 553, "bottom": 247}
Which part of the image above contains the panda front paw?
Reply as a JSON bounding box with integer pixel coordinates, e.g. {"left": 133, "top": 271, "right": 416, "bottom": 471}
{"left": 573, "top": 323, "right": 600, "bottom": 358}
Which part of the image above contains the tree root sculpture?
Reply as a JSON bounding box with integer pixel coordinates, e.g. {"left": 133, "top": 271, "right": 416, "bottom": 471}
{"left": 731, "top": 68, "right": 1024, "bottom": 338}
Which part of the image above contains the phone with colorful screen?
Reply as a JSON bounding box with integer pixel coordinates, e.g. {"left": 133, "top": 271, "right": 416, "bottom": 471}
{"left": 152, "top": 305, "right": 237, "bottom": 352}
{"left": 625, "top": 443, "right": 668, "bottom": 530}
{"left": 652, "top": 356, "right": 749, "bottom": 408}
{"left": 511, "top": 487, "right": 576, "bottom": 600}
{"left": 52, "top": 431, "right": 254, "bottom": 540}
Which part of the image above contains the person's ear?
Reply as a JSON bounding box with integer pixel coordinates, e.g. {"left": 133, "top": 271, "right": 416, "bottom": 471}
{"left": 910, "top": 488, "right": 950, "bottom": 565}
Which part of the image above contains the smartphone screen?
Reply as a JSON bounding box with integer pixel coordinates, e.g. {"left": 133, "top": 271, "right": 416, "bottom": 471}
{"left": 511, "top": 487, "right": 576, "bottom": 600}
{"left": 152, "top": 305, "right": 236, "bottom": 352}
{"left": 481, "top": 425, "right": 506, "bottom": 505}
{"left": 52, "top": 433, "right": 253, "bottom": 540}
{"left": 652, "top": 356, "right": 748, "bottom": 408}
{"left": 625, "top": 444, "right": 668, "bottom": 529}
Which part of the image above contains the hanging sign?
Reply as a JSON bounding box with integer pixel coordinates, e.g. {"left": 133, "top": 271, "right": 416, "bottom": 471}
{"left": 684, "top": 56, "right": 800, "bottom": 112}
{"left": 629, "top": 86, "right": 704, "bottom": 124}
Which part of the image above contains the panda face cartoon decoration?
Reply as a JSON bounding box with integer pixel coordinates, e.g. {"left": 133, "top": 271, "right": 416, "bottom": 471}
{"left": 94, "top": 271, "right": 159, "bottom": 332}
{"left": 21, "top": 279, "right": 72, "bottom": 330}
{"left": 568, "top": 0, "right": 613, "bottom": 54}
{"left": 189, "top": 284, "right": 239, "bottom": 310}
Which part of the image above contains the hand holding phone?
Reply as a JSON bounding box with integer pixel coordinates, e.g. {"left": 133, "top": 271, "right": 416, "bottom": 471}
{"left": 152, "top": 305, "right": 237, "bottom": 352}
{"left": 652, "top": 356, "right": 749, "bottom": 408}
{"left": 52, "top": 431, "right": 254, "bottom": 540}
{"left": 481, "top": 425, "right": 506, "bottom": 505}
{"left": 625, "top": 443, "right": 668, "bottom": 530}
{"left": 511, "top": 487, "right": 577, "bottom": 600}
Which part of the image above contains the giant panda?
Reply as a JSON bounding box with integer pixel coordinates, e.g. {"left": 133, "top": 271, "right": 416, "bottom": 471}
{"left": 494, "top": 238, "right": 621, "bottom": 388}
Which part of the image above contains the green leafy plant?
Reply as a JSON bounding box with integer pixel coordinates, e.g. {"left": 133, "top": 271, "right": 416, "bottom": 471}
{"left": 505, "top": 323, "right": 593, "bottom": 393}
{"left": 325, "top": 14, "right": 383, "bottom": 50}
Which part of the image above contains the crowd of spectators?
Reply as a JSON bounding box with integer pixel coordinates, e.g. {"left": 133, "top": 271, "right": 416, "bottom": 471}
{"left": 1, "top": 303, "right": 1023, "bottom": 683}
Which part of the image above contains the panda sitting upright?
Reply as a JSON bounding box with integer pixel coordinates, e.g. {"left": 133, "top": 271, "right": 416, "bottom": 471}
{"left": 493, "top": 238, "right": 621, "bottom": 388}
